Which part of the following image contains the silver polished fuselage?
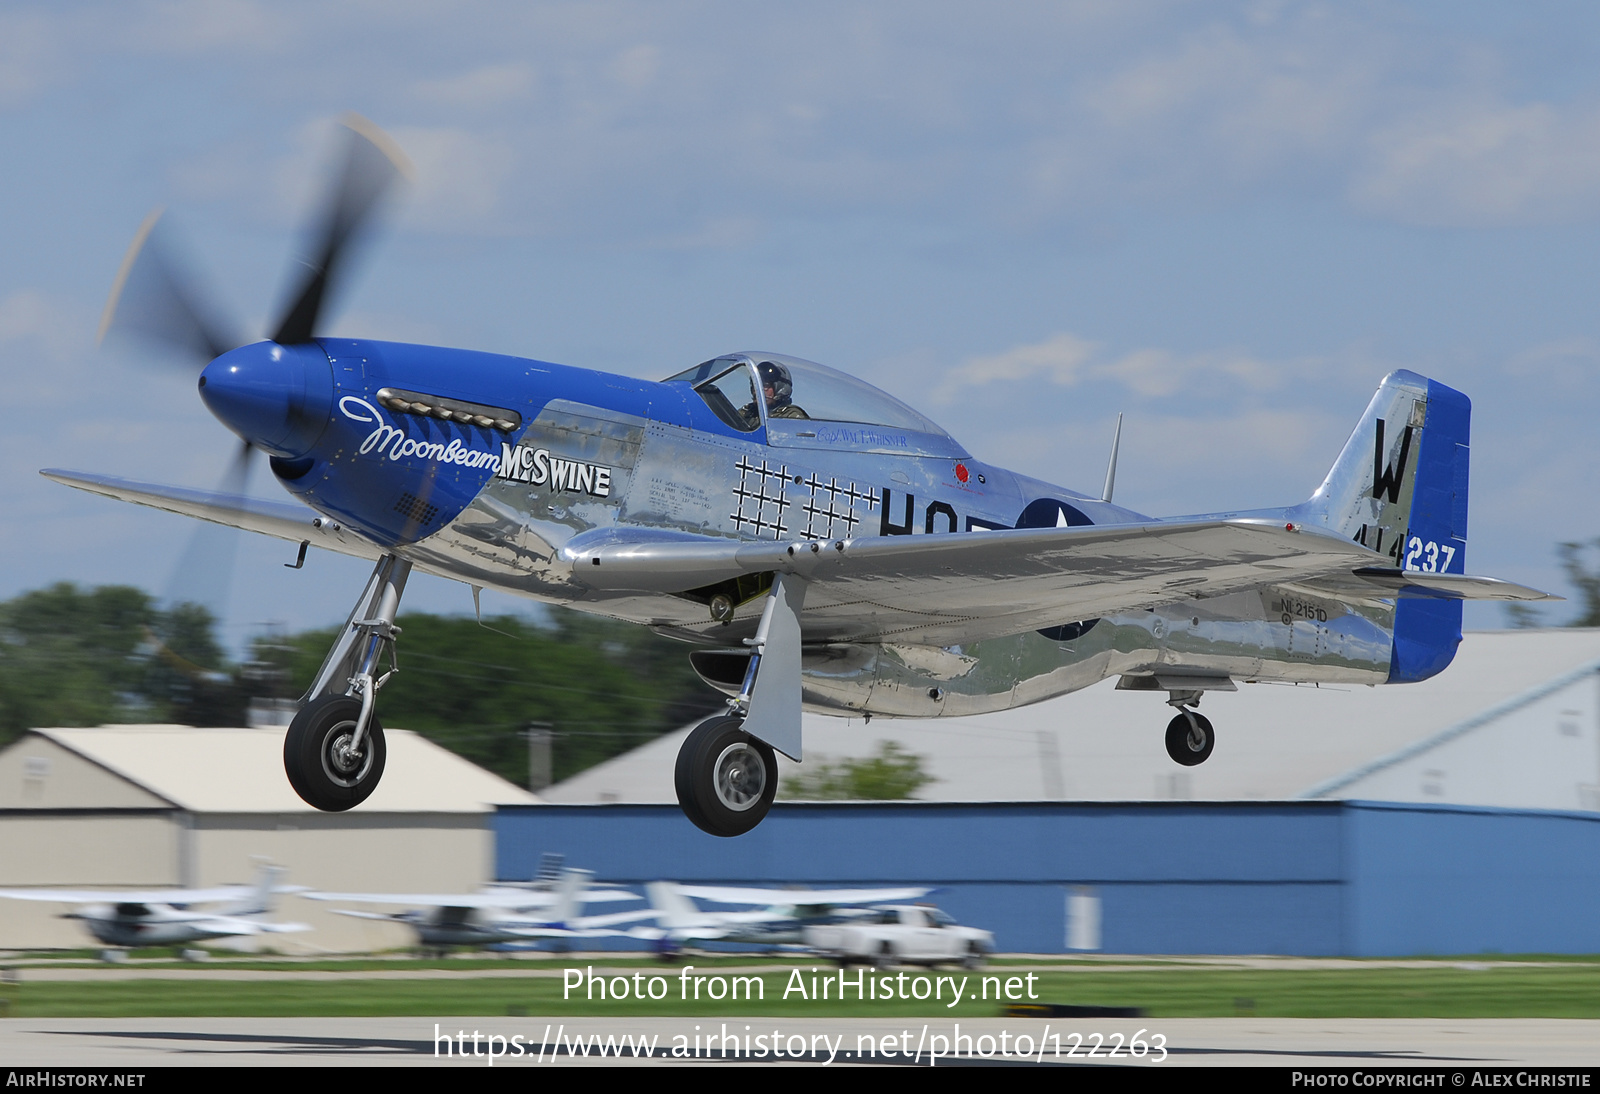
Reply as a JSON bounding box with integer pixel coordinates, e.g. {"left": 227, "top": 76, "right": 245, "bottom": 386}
{"left": 395, "top": 391, "right": 1394, "bottom": 719}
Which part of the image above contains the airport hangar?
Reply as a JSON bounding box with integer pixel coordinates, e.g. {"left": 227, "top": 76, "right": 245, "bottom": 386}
{"left": 507, "top": 628, "right": 1600, "bottom": 956}
{"left": 0, "top": 629, "right": 1596, "bottom": 956}
{"left": 0, "top": 726, "right": 537, "bottom": 951}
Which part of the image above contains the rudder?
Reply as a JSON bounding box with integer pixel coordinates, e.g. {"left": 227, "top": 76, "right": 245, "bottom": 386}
{"left": 1292, "top": 370, "right": 1470, "bottom": 682}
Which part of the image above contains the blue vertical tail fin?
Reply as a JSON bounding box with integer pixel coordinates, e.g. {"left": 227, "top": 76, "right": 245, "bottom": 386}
{"left": 1292, "top": 370, "right": 1470, "bottom": 682}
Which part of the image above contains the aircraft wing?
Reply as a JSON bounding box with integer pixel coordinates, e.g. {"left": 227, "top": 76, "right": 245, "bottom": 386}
{"left": 204, "top": 917, "right": 312, "bottom": 935}
{"left": 674, "top": 885, "right": 931, "bottom": 906}
{"left": 0, "top": 885, "right": 258, "bottom": 905}
{"left": 497, "top": 925, "right": 639, "bottom": 939}
{"left": 572, "top": 908, "right": 671, "bottom": 929}
{"left": 40, "top": 469, "right": 383, "bottom": 562}
{"left": 303, "top": 889, "right": 636, "bottom": 909}
{"left": 328, "top": 908, "right": 408, "bottom": 923}
{"left": 572, "top": 518, "right": 1549, "bottom": 644}
{"left": 305, "top": 891, "right": 554, "bottom": 909}
{"left": 626, "top": 924, "right": 732, "bottom": 942}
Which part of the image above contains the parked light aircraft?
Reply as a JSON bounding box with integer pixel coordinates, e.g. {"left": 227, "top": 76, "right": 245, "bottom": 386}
{"left": 306, "top": 868, "right": 648, "bottom": 951}
{"left": 52, "top": 118, "right": 1555, "bottom": 837}
{"left": 628, "top": 882, "right": 933, "bottom": 952}
{"left": 0, "top": 866, "right": 308, "bottom": 949}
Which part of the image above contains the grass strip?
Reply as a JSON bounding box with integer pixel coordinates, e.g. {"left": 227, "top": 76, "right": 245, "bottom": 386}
{"left": 2, "top": 965, "right": 1598, "bottom": 1019}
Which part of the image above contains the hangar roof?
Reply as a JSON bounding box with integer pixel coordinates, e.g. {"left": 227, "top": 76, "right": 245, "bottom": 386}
{"left": 539, "top": 629, "right": 1600, "bottom": 807}
{"left": 3, "top": 725, "right": 539, "bottom": 814}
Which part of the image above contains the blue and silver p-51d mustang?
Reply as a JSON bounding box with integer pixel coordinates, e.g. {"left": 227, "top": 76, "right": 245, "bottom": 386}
{"left": 50, "top": 119, "right": 1553, "bottom": 835}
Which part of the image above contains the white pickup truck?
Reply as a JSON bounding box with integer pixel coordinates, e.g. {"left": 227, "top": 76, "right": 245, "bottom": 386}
{"left": 803, "top": 904, "right": 993, "bottom": 969}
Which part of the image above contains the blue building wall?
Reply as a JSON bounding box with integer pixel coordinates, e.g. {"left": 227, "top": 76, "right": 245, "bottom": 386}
{"left": 1345, "top": 802, "right": 1600, "bottom": 955}
{"left": 494, "top": 800, "right": 1600, "bottom": 956}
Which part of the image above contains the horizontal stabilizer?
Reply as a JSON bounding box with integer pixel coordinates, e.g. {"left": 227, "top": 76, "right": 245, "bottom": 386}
{"left": 1301, "top": 567, "right": 1559, "bottom": 602}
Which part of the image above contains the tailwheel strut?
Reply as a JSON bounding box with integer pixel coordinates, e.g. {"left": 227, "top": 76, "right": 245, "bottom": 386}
{"left": 1163, "top": 689, "right": 1215, "bottom": 767}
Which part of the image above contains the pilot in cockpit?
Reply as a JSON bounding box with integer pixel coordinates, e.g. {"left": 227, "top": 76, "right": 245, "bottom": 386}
{"left": 757, "top": 360, "right": 810, "bottom": 420}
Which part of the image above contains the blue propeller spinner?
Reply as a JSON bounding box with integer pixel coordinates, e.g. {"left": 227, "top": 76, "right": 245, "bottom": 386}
{"left": 200, "top": 342, "right": 333, "bottom": 459}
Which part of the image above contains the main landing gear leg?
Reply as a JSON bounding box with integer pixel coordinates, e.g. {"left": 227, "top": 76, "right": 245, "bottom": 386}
{"left": 1163, "top": 689, "right": 1215, "bottom": 766}
{"left": 284, "top": 553, "right": 411, "bottom": 811}
{"left": 676, "top": 573, "right": 807, "bottom": 837}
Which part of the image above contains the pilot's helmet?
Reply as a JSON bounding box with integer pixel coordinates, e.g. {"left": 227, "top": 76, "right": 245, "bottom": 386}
{"left": 756, "top": 360, "right": 794, "bottom": 407}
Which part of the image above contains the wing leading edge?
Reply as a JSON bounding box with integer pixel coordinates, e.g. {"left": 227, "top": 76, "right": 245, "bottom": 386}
{"left": 40, "top": 469, "right": 381, "bottom": 562}
{"left": 0, "top": 885, "right": 258, "bottom": 904}
{"left": 47, "top": 469, "right": 1552, "bottom": 649}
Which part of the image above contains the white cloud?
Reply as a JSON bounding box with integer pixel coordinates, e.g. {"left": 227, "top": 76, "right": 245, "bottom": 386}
{"left": 943, "top": 332, "right": 1097, "bottom": 395}
{"left": 414, "top": 63, "right": 536, "bottom": 110}
{"left": 938, "top": 331, "right": 1286, "bottom": 402}
{"left": 0, "top": 290, "right": 55, "bottom": 342}
{"left": 608, "top": 44, "right": 661, "bottom": 91}
{"left": 0, "top": 291, "right": 91, "bottom": 382}
{"left": 389, "top": 126, "right": 516, "bottom": 228}
{"left": 1505, "top": 337, "right": 1600, "bottom": 376}
{"left": 0, "top": 12, "right": 57, "bottom": 108}
{"left": 19, "top": 3, "right": 1600, "bottom": 236}
{"left": 1352, "top": 101, "right": 1600, "bottom": 226}
{"left": 258, "top": 119, "right": 516, "bottom": 234}
{"left": 1020, "top": 11, "right": 1387, "bottom": 212}
{"left": 168, "top": 137, "right": 271, "bottom": 206}
{"left": 130, "top": 0, "right": 291, "bottom": 52}
{"left": 1115, "top": 406, "right": 1348, "bottom": 511}
{"left": 644, "top": 215, "right": 763, "bottom": 252}
{"left": 969, "top": 403, "right": 1347, "bottom": 516}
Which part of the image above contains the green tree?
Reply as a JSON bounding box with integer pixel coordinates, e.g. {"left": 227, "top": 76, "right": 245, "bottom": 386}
{"left": 1558, "top": 539, "right": 1600, "bottom": 627}
{"left": 1502, "top": 539, "right": 1600, "bottom": 629}
{"left": 0, "top": 582, "right": 731, "bottom": 785}
{"left": 0, "top": 583, "right": 245, "bottom": 743}
{"left": 258, "top": 608, "right": 719, "bottom": 786}
{"left": 780, "top": 741, "right": 935, "bottom": 800}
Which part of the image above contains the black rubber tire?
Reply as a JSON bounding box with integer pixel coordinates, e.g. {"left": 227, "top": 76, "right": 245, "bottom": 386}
{"left": 1164, "top": 711, "right": 1215, "bottom": 767}
{"left": 962, "top": 941, "right": 987, "bottom": 970}
{"left": 284, "top": 695, "right": 386, "bottom": 811}
{"left": 674, "top": 714, "right": 778, "bottom": 837}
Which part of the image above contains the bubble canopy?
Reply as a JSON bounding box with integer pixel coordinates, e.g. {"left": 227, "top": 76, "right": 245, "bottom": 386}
{"left": 663, "top": 352, "right": 950, "bottom": 437}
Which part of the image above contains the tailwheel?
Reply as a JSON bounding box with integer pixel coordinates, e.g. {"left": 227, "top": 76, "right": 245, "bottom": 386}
{"left": 284, "top": 694, "right": 387, "bottom": 811}
{"left": 674, "top": 713, "right": 777, "bottom": 837}
{"left": 1164, "top": 710, "right": 1215, "bottom": 767}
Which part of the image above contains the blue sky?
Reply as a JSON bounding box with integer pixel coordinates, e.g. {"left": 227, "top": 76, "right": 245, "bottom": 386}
{"left": 5, "top": 1, "right": 1600, "bottom": 646}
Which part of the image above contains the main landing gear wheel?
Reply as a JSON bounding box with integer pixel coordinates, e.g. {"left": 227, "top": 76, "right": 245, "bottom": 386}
{"left": 1165, "top": 711, "right": 1215, "bottom": 767}
{"left": 675, "top": 714, "right": 777, "bottom": 837}
{"left": 284, "top": 694, "right": 387, "bottom": 811}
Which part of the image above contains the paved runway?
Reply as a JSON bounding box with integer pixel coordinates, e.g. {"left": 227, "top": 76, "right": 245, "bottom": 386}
{"left": 2, "top": 1017, "right": 1597, "bottom": 1067}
